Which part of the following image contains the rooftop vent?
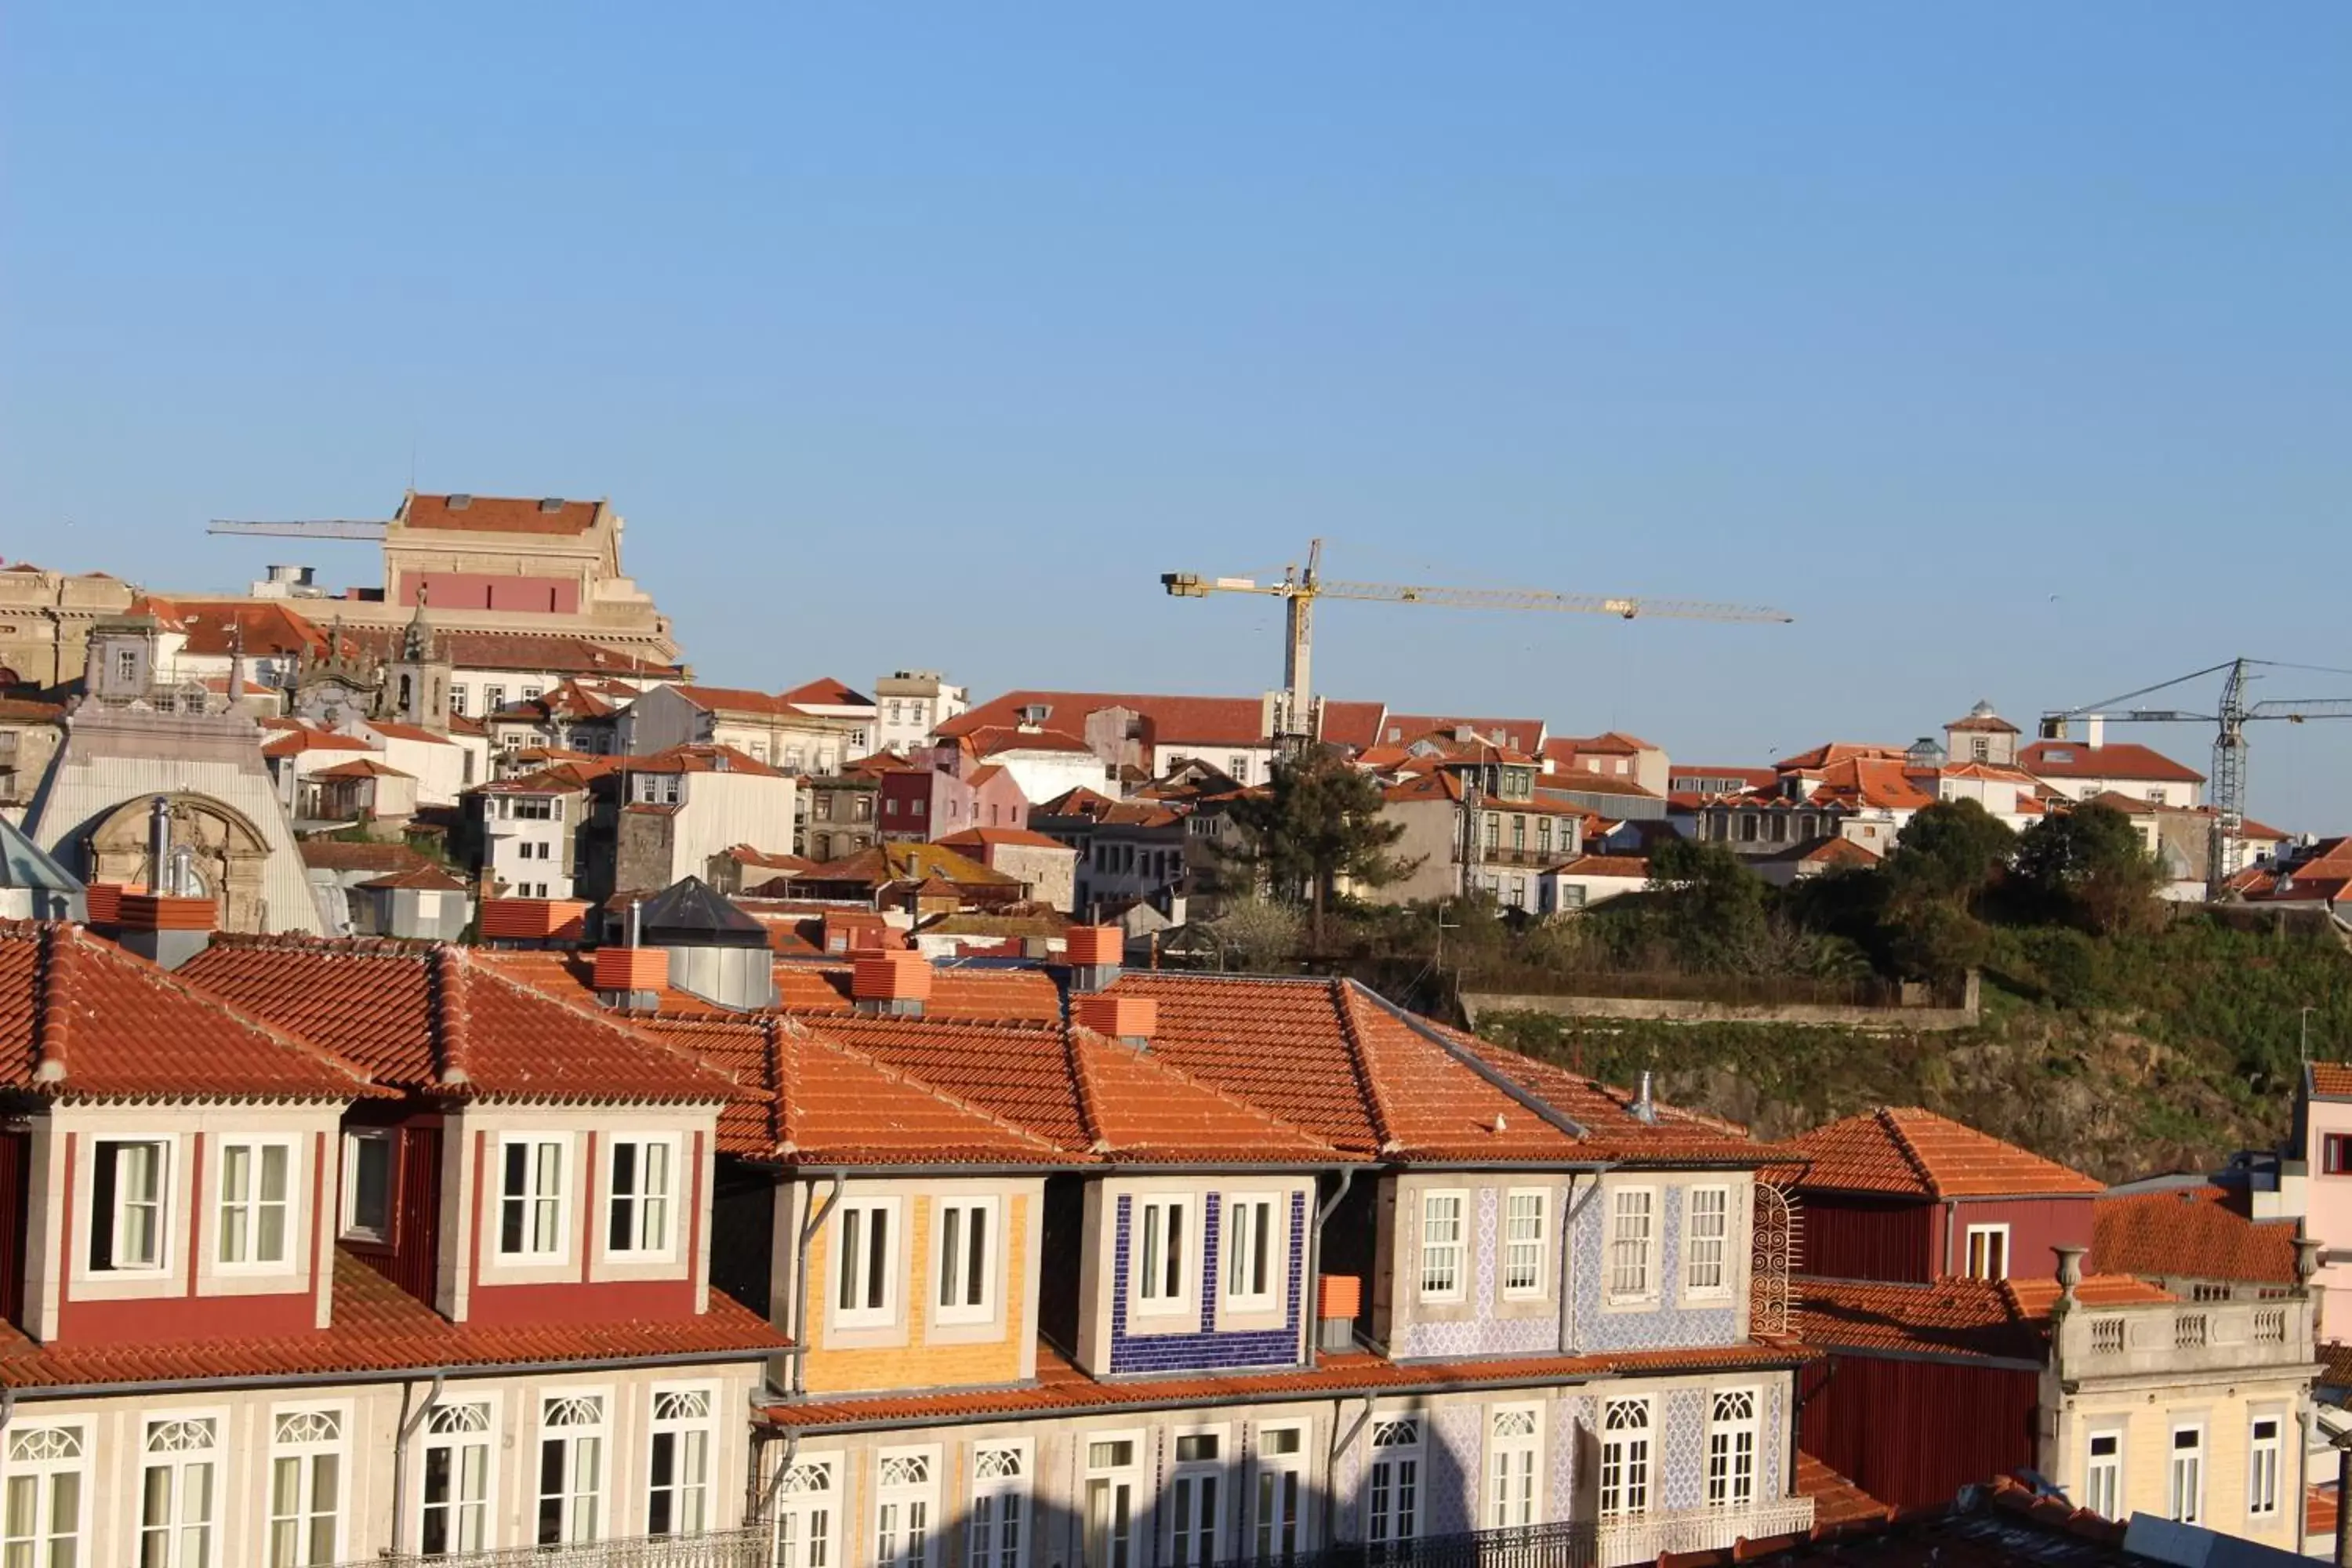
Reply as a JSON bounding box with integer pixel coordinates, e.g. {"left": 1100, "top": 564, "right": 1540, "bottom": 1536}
{"left": 539, "top": 496, "right": 564, "bottom": 513}
{"left": 1018, "top": 704, "right": 1052, "bottom": 724}
{"left": 1065, "top": 925, "right": 1123, "bottom": 993}
{"left": 852, "top": 950, "right": 931, "bottom": 1016}
{"left": 445, "top": 493, "right": 472, "bottom": 510}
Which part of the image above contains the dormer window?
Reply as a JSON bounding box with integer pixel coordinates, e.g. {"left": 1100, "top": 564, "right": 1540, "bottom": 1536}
{"left": 217, "top": 1138, "right": 293, "bottom": 1269}
{"left": 498, "top": 1138, "right": 570, "bottom": 1261}
{"left": 90, "top": 1138, "right": 169, "bottom": 1272}
{"left": 340, "top": 1131, "right": 393, "bottom": 1243}
{"left": 607, "top": 1137, "right": 677, "bottom": 1260}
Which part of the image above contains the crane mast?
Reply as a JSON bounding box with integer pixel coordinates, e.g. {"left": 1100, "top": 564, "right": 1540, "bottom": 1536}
{"left": 2042, "top": 657, "right": 2352, "bottom": 898}
{"left": 1164, "top": 537, "right": 1791, "bottom": 750}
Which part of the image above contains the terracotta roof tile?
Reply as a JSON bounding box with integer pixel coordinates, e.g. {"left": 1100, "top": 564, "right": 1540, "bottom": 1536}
{"left": 0, "top": 923, "right": 379, "bottom": 1102}
{"left": 0, "top": 1247, "right": 784, "bottom": 1391}
{"left": 943, "top": 691, "right": 1386, "bottom": 752}
{"left": 2020, "top": 739, "right": 2205, "bottom": 785}
{"left": 2092, "top": 1186, "right": 2300, "bottom": 1283}
{"left": 400, "top": 493, "right": 601, "bottom": 536}
{"left": 779, "top": 677, "right": 873, "bottom": 708}
{"left": 1790, "top": 1109, "right": 2103, "bottom": 1199}
{"left": 181, "top": 938, "right": 741, "bottom": 1104}
{"left": 1795, "top": 1451, "right": 1892, "bottom": 1529}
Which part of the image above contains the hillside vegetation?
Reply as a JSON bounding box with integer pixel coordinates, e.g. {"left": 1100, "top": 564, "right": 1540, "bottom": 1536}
{"left": 1265, "top": 797, "right": 2352, "bottom": 1182}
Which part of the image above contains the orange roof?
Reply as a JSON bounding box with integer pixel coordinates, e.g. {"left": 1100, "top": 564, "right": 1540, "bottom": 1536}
{"left": 1795, "top": 1452, "right": 1892, "bottom": 1530}
{"left": 1384, "top": 715, "right": 1547, "bottom": 750}
{"left": 1774, "top": 742, "right": 1911, "bottom": 771}
{"left": 937, "top": 827, "right": 1071, "bottom": 853}
{"left": 399, "top": 492, "right": 600, "bottom": 536}
{"left": 155, "top": 599, "right": 329, "bottom": 659}
{"left": 764, "top": 1334, "right": 1798, "bottom": 1430}
{"left": 779, "top": 677, "right": 873, "bottom": 708}
{"left": 0, "top": 923, "right": 379, "bottom": 1102}
{"left": 2020, "top": 739, "right": 2205, "bottom": 785}
{"left": 1791, "top": 1108, "right": 2104, "bottom": 1199}
{"left": 365, "top": 721, "right": 456, "bottom": 745}
{"left": 1548, "top": 855, "right": 1650, "bottom": 878}
{"left": 261, "top": 728, "right": 375, "bottom": 758}
{"left": 637, "top": 1017, "right": 1080, "bottom": 1167}
{"left": 771, "top": 963, "right": 1062, "bottom": 1022}
{"left": 0, "top": 1246, "right": 784, "bottom": 1390}
{"left": 1797, "top": 1272, "right": 2167, "bottom": 1363}
{"left": 622, "top": 744, "right": 786, "bottom": 778}
{"left": 2314, "top": 1061, "right": 2352, "bottom": 1098}
{"left": 943, "top": 691, "right": 1386, "bottom": 752}
{"left": 180, "top": 938, "right": 742, "bottom": 1105}
{"left": 2093, "top": 1186, "right": 2301, "bottom": 1283}
{"left": 312, "top": 757, "right": 412, "bottom": 781}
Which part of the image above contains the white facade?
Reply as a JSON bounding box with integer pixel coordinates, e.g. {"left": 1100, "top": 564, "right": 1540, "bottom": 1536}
{"left": 981, "top": 741, "right": 1113, "bottom": 808}
{"left": 877, "top": 671, "right": 969, "bottom": 756}
{"left": 484, "top": 786, "right": 579, "bottom": 899}
{"left": 626, "top": 767, "right": 800, "bottom": 885}
{"left": 347, "top": 720, "right": 475, "bottom": 805}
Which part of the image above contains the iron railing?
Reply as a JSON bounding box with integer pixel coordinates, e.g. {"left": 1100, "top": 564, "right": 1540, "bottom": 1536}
{"left": 331, "top": 1525, "right": 769, "bottom": 1568}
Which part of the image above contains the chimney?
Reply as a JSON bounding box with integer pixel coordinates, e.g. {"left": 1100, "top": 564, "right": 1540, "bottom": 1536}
{"left": 147, "top": 796, "right": 173, "bottom": 893}
{"left": 1316, "top": 1275, "right": 1361, "bottom": 1352}
{"left": 2083, "top": 713, "right": 2106, "bottom": 750}
{"left": 82, "top": 883, "right": 133, "bottom": 929}
{"left": 1065, "top": 924, "right": 1123, "bottom": 993}
{"left": 593, "top": 946, "right": 669, "bottom": 1010}
{"left": 852, "top": 950, "right": 931, "bottom": 1017}
{"left": 1632, "top": 1070, "right": 1657, "bottom": 1124}
{"left": 116, "top": 890, "right": 216, "bottom": 971}
{"left": 1074, "top": 993, "right": 1156, "bottom": 1048}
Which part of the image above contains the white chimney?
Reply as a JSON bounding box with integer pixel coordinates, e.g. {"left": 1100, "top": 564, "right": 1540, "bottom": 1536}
{"left": 2083, "top": 714, "right": 2106, "bottom": 750}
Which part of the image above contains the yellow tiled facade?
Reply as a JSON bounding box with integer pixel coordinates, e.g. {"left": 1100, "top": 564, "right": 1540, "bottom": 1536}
{"left": 802, "top": 1189, "right": 1033, "bottom": 1395}
{"left": 2055, "top": 1379, "right": 2307, "bottom": 1547}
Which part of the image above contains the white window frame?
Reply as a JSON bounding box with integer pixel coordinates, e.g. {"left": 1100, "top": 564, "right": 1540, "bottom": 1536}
{"left": 495, "top": 1135, "right": 572, "bottom": 1263}
{"left": 1599, "top": 1399, "right": 1653, "bottom": 1519}
{"left": 770, "top": 1452, "right": 840, "bottom": 1568}
{"left": 968, "top": 1439, "right": 1031, "bottom": 1568}
{"left": 1685, "top": 1185, "right": 1733, "bottom": 1300}
{"left": 2, "top": 1422, "right": 89, "bottom": 1567}
{"left": 1487, "top": 1405, "right": 1542, "bottom": 1530}
{"left": 1501, "top": 1189, "right": 1548, "bottom": 1299}
{"left": 1133, "top": 1196, "right": 1193, "bottom": 1318}
{"left": 932, "top": 1196, "right": 1000, "bottom": 1326}
{"left": 1418, "top": 1189, "right": 1468, "bottom": 1303}
{"left": 2084, "top": 1429, "right": 2122, "bottom": 1519}
{"left": 646, "top": 1384, "right": 717, "bottom": 1537}
{"left": 2167, "top": 1423, "right": 2205, "bottom": 1524}
{"left": 89, "top": 1134, "right": 172, "bottom": 1274}
{"left": 1705, "top": 1389, "right": 1759, "bottom": 1509}
{"left": 1964, "top": 1223, "right": 2010, "bottom": 1282}
{"left": 604, "top": 1134, "right": 681, "bottom": 1263}
{"left": 216, "top": 1135, "right": 298, "bottom": 1273}
{"left": 416, "top": 1396, "right": 498, "bottom": 1557}
{"left": 833, "top": 1197, "right": 900, "bottom": 1328}
{"left": 873, "top": 1445, "right": 941, "bottom": 1568}
{"left": 1168, "top": 1425, "right": 1229, "bottom": 1568}
{"left": 1082, "top": 1432, "right": 1145, "bottom": 1568}
{"left": 2249, "top": 1416, "right": 2282, "bottom": 1520}
{"left": 139, "top": 1410, "right": 226, "bottom": 1568}
{"left": 1606, "top": 1188, "right": 1658, "bottom": 1303}
{"left": 1366, "top": 1417, "right": 1423, "bottom": 1546}
{"left": 536, "top": 1391, "right": 611, "bottom": 1547}
{"left": 268, "top": 1404, "right": 351, "bottom": 1566}
{"left": 1223, "top": 1193, "right": 1279, "bottom": 1312}
{"left": 1252, "top": 1423, "right": 1311, "bottom": 1560}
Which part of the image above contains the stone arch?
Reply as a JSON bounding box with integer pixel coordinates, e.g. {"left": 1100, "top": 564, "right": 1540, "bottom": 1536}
{"left": 83, "top": 792, "right": 274, "bottom": 934}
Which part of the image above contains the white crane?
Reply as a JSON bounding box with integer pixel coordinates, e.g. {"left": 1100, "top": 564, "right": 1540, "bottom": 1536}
{"left": 1163, "top": 538, "right": 1792, "bottom": 746}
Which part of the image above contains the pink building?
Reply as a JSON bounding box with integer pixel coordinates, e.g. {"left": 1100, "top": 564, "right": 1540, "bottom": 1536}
{"left": 2297, "top": 1062, "right": 2352, "bottom": 1325}
{"left": 877, "top": 742, "right": 1032, "bottom": 842}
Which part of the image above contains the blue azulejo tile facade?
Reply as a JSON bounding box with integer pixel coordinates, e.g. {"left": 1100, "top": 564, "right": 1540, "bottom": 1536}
{"left": 1396, "top": 1183, "right": 1571, "bottom": 1360}
{"left": 1108, "top": 1190, "right": 1308, "bottom": 1374}
{"left": 1569, "top": 1183, "right": 1743, "bottom": 1352}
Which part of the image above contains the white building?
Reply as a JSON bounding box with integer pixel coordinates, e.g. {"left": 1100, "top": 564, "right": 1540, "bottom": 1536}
{"left": 873, "top": 670, "right": 968, "bottom": 755}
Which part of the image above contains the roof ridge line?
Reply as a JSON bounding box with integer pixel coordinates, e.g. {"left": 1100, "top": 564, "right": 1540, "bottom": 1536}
{"left": 765, "top": 1015, "right": 798, "bottom": 1155}
{"left": 432, "top": 946, "right": 474, "bottom": 1089}
{"left": 1061, "top": 1023, "right": 1112, "bottom": 1153}
{"left": 1348, "top": 981, "right": 1592, "bottom": 1142}
{"left": 1330, "top": 981, "right": 1403, "bottom": 1156}
{"left": 1877, "top": 1108, "right": 1941, "bottom": 1199}
{"left": 31, "top": 923, "right": 71, "bottom": 1085}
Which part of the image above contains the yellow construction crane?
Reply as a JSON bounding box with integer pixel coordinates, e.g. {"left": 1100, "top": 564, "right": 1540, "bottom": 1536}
{"left": 1163, "top": 538, "right": 1793, "bottom": 746}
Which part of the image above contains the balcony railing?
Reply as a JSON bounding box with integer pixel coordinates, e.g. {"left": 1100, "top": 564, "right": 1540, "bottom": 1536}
{"left": 332, "top": 1525, "right": 769, "bottom": 1568}
{"left": 2056, "top": 1295, "right": 2315, "bottom": 1377}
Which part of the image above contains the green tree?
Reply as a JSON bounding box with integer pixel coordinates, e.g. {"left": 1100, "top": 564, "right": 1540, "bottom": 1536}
{"left": 2014, "top": 802, "right": 2165, "bottom": 935}
{"left": 1225, "top": 746, "right": 1418, "bottom": 946}
{"left": 1645, "top": 837, "right": 1770, "bottom": 972}
{"left": 1884, "top": 799, "right": 2016, "bottom": 909}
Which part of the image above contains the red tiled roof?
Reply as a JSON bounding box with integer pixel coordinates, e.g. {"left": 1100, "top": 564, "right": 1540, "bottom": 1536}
{"left": 0, "top": 698, "right": 64, "bottom": 723}
{"left": 936, "top": 827, "right": 1069, "bottom": 853}
{"left": 1791, "top": 1109, "right": 2103, "bottom": 1199}
{"left": 944, "top": 691, "right": 1387, "bottom": 752}
{"left": 621, "top": 744, "right": 786, "bottom": 779}
{"left": 1795, "top": 1277, "right": 2042, "bottom": 1360}
{"left": 772, "top": 964, "right": 1062, "bottom": 1022}
{"left": 365, "top": 720, "right": 457, "bottom": 746}
{"left": 763, "top": 1336, "right": 1799, "bottom": 1429}
{"left": 2092, "top": 1186, "right": 2301, "bottom": 1283}
{"left": 0, "top": 923, "right": 379, "bottom": 1102}
{"left": 2020, "top": 739, "right": 2205, "bottom": 785}
{"left": 956, "top": 724, "right": 1097, "bottom": 757}
{"left": 635, "top": 1016, "right": 1080, "bottom": 1167}
{"left": 299, "top": 840, "right": 433, "bottom": 875}
{"left": 312, "top": 757, "right": 412, "bottom": 781}
{"left": 2310, "top": 1481, "right": 2339, "bottom": 1541}
{"left": 180, "top": 938, "right": 742, "bottom": 1105}
{"left": 0, "top": 1247, "right": 785, "bottom": 1390}
{"left": 1384, "top": 716, "right": 1547, "bottom": 751}
{"left": 155, "top": 599, "right": 330, "bottom": 659}
{"left": 1773, "top": 742, "right": 1910, "bottom": 771}
{"left": 1548, "top": 855, "right": 1650, "bottom": 878}
{"left": 336, "top": 626, "right": 682, "bottom": 680}
{"left": 399, "top": 492, "right": 601, "bottom": 536}
{"left": 2314, "top": 1062, "right": 2352, "bottom": 1098}
{"left": 1795, "top": 1451, "right": 1892, "bottom": 1530}
{"left": 779, "top": 677, "right": 873, "bottom": 709}
{"left": 261, "top": 729, "right": 376, "bottom": 758}
{"left": 358, "top": 866, "right": 469, "bottom": 893}
{"left": 666, "top": 684, "right": 822, "bottom": 720}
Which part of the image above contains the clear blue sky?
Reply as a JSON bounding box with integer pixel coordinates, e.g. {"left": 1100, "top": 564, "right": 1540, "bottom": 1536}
{"left": 5, "top": 5, "right": 2348, "bottom": 823}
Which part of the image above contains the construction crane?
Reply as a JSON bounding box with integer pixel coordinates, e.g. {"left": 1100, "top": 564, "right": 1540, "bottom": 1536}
{"left": 2040, "top": 658, "right": 2352, "bottom": 899}
{"left": 207, "top": 519, "right": 389, "bottom": 539}
{"left": 1162, "top": 538, "right": 1793, "bottom": 747}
